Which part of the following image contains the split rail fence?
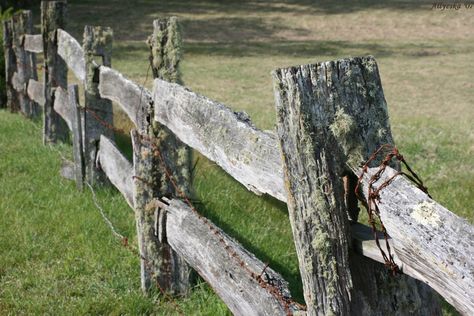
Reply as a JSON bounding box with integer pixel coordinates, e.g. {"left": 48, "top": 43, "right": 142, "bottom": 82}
{"left": 3, "top": 2, "right": 473, "bottom": 315}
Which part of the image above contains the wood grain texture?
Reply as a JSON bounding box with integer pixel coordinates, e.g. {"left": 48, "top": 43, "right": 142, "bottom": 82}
{"left": 360, "top": 166, "right": 474, "bottom": 315}
{"left": 41, "top": 0, "right": 69, "bottom": 144}
{"left": 23, "top": 34, "right": 43, "bottom": 53}
{"left": 12, "top": 10, "right": 40, "bottom": 117}
{"left": 273, "top": 56, "right": 441, "bottom": 316}
{"left": 153, "top": 79, "right": 286, "bottom": 201}
{"left": 164, "top": 198, "right": 303, "bottom": 316}
{"left": 83, "top": 25, "right": 114, "bottom": 185}
{"left": 68, "top": 84, "right": 85, "bottom": 190}
{"left": 27, "top": 79, "right": 45, "bottom": 106}
{"left": 3, "top": 20, "right": 19, "bottom": 111}
{"left": 98, "top": 135, "right": 133, "bottom": 208}
{"left": 127, "top": 17, "right": 193, "bottom": 295}
{"left": 98, "top": 66, "right": 152, "bottom": 132}
{"left": 53, "top": 86, "right": 72, "bottom": 131}
{"left": 57, "top": 29, "right": 85, "bottom": 82}
{"left": 131, "top": 130, "right": 191, "bottom": 294}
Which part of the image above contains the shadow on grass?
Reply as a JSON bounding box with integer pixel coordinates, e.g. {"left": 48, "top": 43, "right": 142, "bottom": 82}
{"left": 21, "top": 0, "right": 430, "bottom": 42}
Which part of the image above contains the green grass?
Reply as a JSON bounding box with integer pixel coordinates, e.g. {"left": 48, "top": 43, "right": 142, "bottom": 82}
{"left": 1, "top": 0, "right": 473, "bottom": 314}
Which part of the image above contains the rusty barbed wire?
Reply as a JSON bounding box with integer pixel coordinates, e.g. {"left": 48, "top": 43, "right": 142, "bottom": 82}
{"left": 355, "top": 144, "right": 430, "bottom": 275}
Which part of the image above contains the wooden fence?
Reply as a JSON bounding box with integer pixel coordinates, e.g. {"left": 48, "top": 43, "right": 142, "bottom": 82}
{"left": 3, "top": 2, "right": 473, "bottom": 315}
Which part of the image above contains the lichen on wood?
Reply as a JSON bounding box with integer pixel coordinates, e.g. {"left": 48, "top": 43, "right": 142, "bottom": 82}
{"left": 41, "top": 0, "right": 69, "bottom": 144}
{"left": 82, "top": 25, "right": 113, "bottom": 185}
{"left": 130, "top": 17, "right": 192, "bottom": 295}
{"left": 11, "top": 10, "right": 40, "bottom": 118}
{"left": 273, "top": 56, "right": 440, "bottom": 316}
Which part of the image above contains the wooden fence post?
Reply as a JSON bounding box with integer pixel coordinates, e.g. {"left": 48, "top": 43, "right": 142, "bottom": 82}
{"left": 41, "top": 0, "right": 69, "bottom": 144}
{"left": 83, "top": 25, "right": 113, "bottom": 185}
{"left": 273, "top": 57, "right": 440, "bottom": 315}
{"left": 11, "top": 10, "right": 40, "bottom": 118}
{"left": 3, "top": 19, "right": 19, "bottom": 112}
{"left": 130, "top": 17, "right": 192, "bottom": 295}
{"left": 68, "top": 84, "right": 84, "bottom": 190}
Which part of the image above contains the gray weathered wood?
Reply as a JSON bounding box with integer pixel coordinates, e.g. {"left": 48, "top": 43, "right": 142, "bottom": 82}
{"left": 273, "top": 56, "right": 441, "bottom": 316}
{"left": 274, "top": 61, "right": 352, "bottom": 316}
{"left": 60, "top": 159, "right": 75, "bottom": 180}
{"left": 153, "top": 79, "right": 285, "bottom": 201}
{"left": 98, "top": 135, "right": 133, "bottom": 208}
{"left": 12, "top": 10, "right": 40, "bottom": 118}
{"left": 359, "top": 166, "right": 474, "bottom": 315}
{"left": 3, "top": 20, "right": 19, "bottom": 111}
{"left": 27, "top": 79, "right": 45, "bottom": 106}
{"left": 57, "top": 29, "right": 85, "bottom": 82}
{"left": 41, "top": 0, "right": 69, "bottom": 144}
{"left": 98, "top": 66, "right": 152, "bottom": 132}
{"left": 53, "top": 86, "right": 72, "bottom": 130}
{"left": 131, "top": 130, "right": 191, "bottom": 295}
{"left": 163, "top": 198, "right": 303, "bottom": 316}
{"left": 83, "top": 25, "right": 114, "bottom": 185}
{"left": 128, "top": 17, "right": 192, "bottom": 295}
{"left": 11, "top": 72, "right": 23, "bottom": 92}
{"left": 23, "top": 34, "right": 43, "bottom": 53}
{"left": 68, "top": 84, "right": 85, "bottom": 190}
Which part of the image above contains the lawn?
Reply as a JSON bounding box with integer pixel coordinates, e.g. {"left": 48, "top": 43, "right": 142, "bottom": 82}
{"left": 1, "top": 0, "right": 473, "bottom": 315}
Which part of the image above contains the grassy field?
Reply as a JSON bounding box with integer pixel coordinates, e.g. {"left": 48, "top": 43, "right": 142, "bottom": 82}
{"left": 1, "top": 0, "right": 473, "bottom": 314}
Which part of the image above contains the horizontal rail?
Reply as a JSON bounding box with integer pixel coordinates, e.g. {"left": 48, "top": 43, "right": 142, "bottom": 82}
{"left": 98, "top": 135, "right": 134, "bottom": 208}
{"left": 360, "top": 166, "right": 474, "bottom": 315}
{"left": 162, "top": 198, "right": 302, "bottom": 316}
{"left": 23, "top": 34, "right": 43, "bottom": 53}
{"left": 27, "top": 79, "right": 45, "bottom": 106}
{"left": 98, "top": 66, "right": 152, "bottom": 132}
{"left": 153, "top": 79, "right": 286, "bottom": 201}
{"left": 53, "top": 87, "right": 73, "bottom": 131}
{"left": 57, "top": 29, "right": 85, "bottom": 82}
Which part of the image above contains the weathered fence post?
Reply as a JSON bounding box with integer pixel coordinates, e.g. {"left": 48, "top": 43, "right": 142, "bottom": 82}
{"left": 273, "top": 56, "right": 440, "bottom": 315}
{"left": 130, "top": 17, "right": 192, "bottom": 295}
{"left": 83, "top": 25, "right": 113, "bottom": 185}
{"left": 11, "top": 10, "right": 40, "bottom": 118}
{"left": 68, "top": 84, "right": 84, "bottom": 190}
{"left": 3, "top": 19, "right": 19, "bottom": 111}
{"left": 41, "top": 0, "right": 69, "bottom": 144}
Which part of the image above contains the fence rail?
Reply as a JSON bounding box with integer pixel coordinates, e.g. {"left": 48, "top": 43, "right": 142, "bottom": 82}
{"left": 3, "top": 2, "right": 473, "bottom": 316}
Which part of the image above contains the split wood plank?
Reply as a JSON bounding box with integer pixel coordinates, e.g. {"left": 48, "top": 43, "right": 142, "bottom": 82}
{"left": 163, "top": 198, "right": 304, "bottom": 316}
{"left": 153, "top": 79, "right": 286, "bottom": 201}
{"left": 53, "top": 86, "right": 72, "bottom": 130}
{"left": 27, "top": 79, "right": 45, "bottom": 106}
{"left": 23, "top": 34, "right": 43, "bottom": 53}
{"left": 98, "top": 135, "right": 134, "bottom": 208}
{"left": 57, "top": 29, "right": 85, "bottom": 82}
{"left": 98, "top": 66, "right": 152, "bottom": 132}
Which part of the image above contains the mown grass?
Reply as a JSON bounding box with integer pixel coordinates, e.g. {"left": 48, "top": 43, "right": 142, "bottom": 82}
{"left": 1, "top": 0, "right": 473, "bottom": 315}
